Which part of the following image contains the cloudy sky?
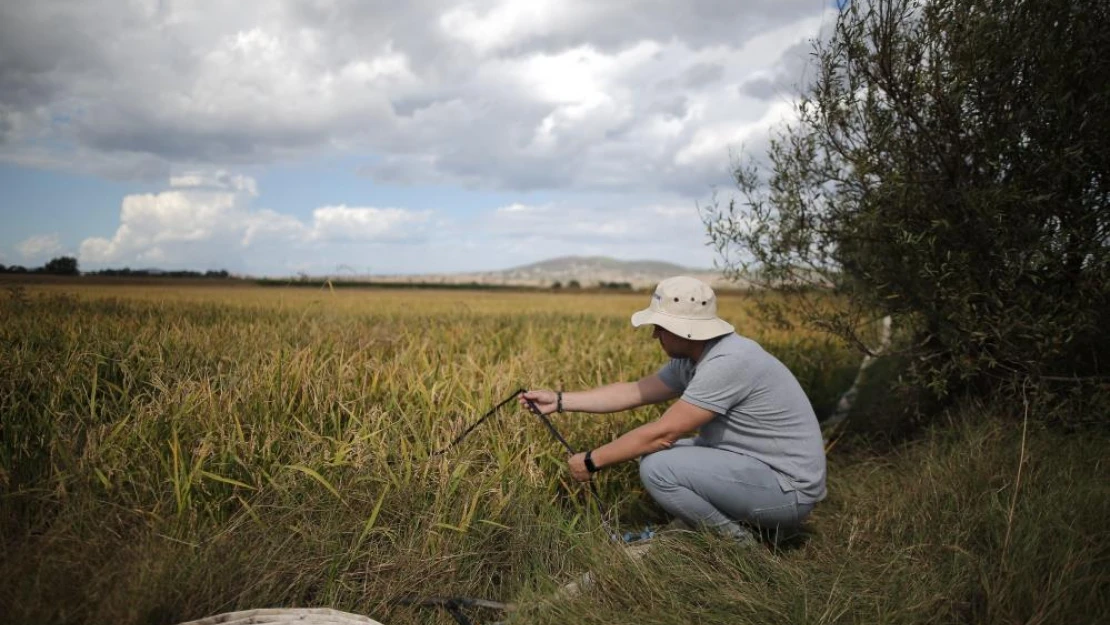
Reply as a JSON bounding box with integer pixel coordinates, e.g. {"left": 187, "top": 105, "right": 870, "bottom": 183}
{"left": 1, "top": 0, "right": 835, "bottom": 276}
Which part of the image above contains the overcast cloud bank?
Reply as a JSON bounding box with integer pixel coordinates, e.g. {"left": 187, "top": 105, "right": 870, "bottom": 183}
{"left": 1, "top": 0, "right": 834, "bottom": 274}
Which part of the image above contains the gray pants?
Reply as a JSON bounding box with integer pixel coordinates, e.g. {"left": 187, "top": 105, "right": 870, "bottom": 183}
{"left": 639, "top": 439, "right": 814, "bottom": 540}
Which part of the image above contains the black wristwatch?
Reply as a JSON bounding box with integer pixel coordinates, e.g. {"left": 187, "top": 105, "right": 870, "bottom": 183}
{"left": 584, "top": 449, "right": 599, "bottom": 474}
{"left": 556, "top": 390, "right": 564, "bottom": 413}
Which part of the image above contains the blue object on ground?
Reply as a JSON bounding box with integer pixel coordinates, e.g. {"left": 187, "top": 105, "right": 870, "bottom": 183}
{"left": 611, "top": 526, "right": 656, "bottom": 544}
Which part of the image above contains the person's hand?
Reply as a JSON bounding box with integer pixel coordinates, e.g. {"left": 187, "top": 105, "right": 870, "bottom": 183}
{"left": 568, "top": 452, "right": 591, "bottom": 482}
{"left": 518, "top": 389, "right": 558, "bottom": 415}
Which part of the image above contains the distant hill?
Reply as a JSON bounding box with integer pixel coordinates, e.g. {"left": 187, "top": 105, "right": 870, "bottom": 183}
{"left": 372, "top": 255, "right": 745, "bottom": 289}
{"left": 508, "top": 256, "right": 695, "bottom": 275}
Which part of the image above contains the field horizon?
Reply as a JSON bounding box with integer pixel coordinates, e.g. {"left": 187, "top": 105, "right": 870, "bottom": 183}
{"left": 0, "top": 253, "right": 734, "bottom": 290}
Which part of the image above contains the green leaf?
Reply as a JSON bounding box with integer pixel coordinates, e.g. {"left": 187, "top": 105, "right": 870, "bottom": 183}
{"left": 286, "top": 464, "right": 342, "bottom": 502}
{"left": 200, "top": 470, "right": 256, "bottom": 491}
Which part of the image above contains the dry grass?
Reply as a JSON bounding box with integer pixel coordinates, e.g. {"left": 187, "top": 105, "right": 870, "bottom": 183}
{"left": 1, "top": 283, "right": 1105, "bottom": 624}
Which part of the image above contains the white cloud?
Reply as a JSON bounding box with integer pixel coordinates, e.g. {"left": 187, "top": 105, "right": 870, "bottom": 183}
{"left": 17, "top": 233, "right": 64, "bottom": 260}
{"left": 169, "top": 170, "right": 259, "bottom": 195}
{"left": 65, "top": 172, "right": 720, "bottom": 274}
{"left": 309, "top": 205, "right": 431, "bottom": 242}
{"left": 241, "top": 209, "right": 306, "bottom": 247}
{"left": 674, "top": 99, "right": 797, "bottom": 168}
{"left": 475, "top": 199, "right": 715, "bottom": 268}
{"left": 3, "top": 1, "right": 841, "bottom": 275}
{"left": 439, "top": 0, "right": 582, "bottom": 54}
{"left": 79, "top": 174, "right": 431, "bottom": 270}
{"left": 496, "top": 202, "right": 549, "bottom": 214}
{"left": 79, "top": 186, "right": 246, "bottom": 264}
{"left": 1, "top": 1, "right": 834, "bottom": 193}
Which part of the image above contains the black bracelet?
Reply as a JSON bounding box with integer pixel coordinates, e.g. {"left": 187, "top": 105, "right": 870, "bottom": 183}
{"left": 556, "top": 390, "right": 564, "bottom": 413}
{"left": 584, "top": 449, "right": 599, "bottom": 474}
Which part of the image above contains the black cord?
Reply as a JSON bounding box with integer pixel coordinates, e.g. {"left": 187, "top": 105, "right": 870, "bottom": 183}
{"left": 393, "top": 388, "right": 619, "bottom": 623}
{"left": 435, "top": 388, "right": 615, "bottom": 533}
{"left": 522, "top": 396, "right": 577, "bottom": 454}
{"left": 431, "top": 388, "right": 526, "bottom": 456}
{"left": 522, "top": 397, "right": 612, "bottom": 527}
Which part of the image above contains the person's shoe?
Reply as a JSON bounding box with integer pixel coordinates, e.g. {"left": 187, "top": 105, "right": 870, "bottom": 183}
{"left": 610, "top": 525, "right": 657, "bottom": 544}
{"left": 623, "top": 526, "right": 656, "bottom": 543}
{"left": 713, "top": 521, "right": 757, "bottom": 546}
{"left": 731, "top": 527, "right": 758, "bottom": 546}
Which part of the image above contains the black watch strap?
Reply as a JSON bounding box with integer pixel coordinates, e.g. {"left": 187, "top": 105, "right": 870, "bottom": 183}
{"left": 584, "top": 449, "right": 599, "bottom": 474}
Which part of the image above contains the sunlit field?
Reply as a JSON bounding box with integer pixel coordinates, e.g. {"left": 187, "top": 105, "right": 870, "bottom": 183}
{"left": 1, "top": 281, "right": 1105, "bottom": 624}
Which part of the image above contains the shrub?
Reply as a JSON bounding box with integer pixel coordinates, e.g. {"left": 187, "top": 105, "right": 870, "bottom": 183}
{"left": 704, "top": 0, "right": 1110, "bottom": 415}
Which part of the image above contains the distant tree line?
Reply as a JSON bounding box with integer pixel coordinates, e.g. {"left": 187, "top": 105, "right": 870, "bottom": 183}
{"left": 550, "top": 280, "right": 632, "bottom": 290}
{"left": 0, "top": 256, "right": 80, "bottom": 275}
{"left": 91, "top": 267, "right": 230, "bottom": 279}
{"left": 597, "top": 281, "right": 633, "bottom": 290}
{"left": 0, "top": 256, "right": 230, "bottom": 279}
{"left": 256, "top": 278, "right": 535, "bottom": 291}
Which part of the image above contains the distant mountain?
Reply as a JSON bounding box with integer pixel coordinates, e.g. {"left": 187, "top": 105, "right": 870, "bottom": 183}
{"left": 506, "top": 256, "right": 697, "bottom": 276}
{"left": 373, "top": 255, "right": 743, "bottom": 289}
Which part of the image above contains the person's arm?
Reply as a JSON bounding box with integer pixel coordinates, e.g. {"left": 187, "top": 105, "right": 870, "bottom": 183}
{"left": 519, "top": 373, "right": 679, "bottom": 415}
{"left": 567, "top": 399, "right": 717, "bottom": 481}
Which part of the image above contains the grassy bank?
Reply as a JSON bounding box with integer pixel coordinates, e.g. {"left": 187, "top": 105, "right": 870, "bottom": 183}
{"left": 519, "top": 411, "right": 1109, "bottom": 624}
{"left": 1, "top": 286, "right": 1104, "bottom": 624}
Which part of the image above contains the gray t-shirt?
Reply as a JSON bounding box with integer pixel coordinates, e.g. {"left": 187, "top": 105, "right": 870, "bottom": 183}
{"left": 657, "top": 333, "right": 827, "bottom": 503}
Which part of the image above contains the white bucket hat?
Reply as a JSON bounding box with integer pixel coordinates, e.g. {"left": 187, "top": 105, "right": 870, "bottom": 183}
{"left": 631, "top": 276, "right": 734, "bottom": 340}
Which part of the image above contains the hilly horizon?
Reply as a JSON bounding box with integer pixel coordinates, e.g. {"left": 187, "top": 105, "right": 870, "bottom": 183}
{"left": 373, "top": 254, "right": 737, "bottom": 289}
{"left": 506, "top": 255, "right": 704, "bottom": 274}
{"left": 6, "top": 254, "right": 733, "bottom": 288}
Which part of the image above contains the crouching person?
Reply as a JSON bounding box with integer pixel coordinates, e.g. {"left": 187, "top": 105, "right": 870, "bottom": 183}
{"left": 520, "top": 276, "right": 826, "bottom": 542}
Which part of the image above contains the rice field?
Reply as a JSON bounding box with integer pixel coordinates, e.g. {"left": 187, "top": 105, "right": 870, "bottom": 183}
{"left": 1, "top": 281, "right": 1105, "bottom": 625}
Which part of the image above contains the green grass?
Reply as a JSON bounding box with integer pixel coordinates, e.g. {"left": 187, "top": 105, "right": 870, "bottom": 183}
{"left": 1, "top": 285, "right": 1105, "bottom": 624}
{"left": 521, "top": 412, "right": 1109, "bottom": 624}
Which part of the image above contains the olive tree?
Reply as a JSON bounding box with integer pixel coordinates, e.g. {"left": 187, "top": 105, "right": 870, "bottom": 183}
{"left": 704, "top": 0, "right": 1109, "bottom": 407}
{"left": 44, "top": 256, "right": 79, "bottom": 275}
